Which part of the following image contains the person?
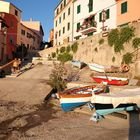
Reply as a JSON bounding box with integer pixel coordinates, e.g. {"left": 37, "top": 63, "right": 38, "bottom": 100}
{"left": 18, "top": 58, "right": 21, "bottom": 70}
{"left": 12, "top": 58, "right": 19, "bottom": 73}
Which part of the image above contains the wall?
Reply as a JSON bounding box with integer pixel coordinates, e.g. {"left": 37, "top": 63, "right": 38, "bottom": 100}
{"left": 117, "top": 0, "right": 140, "bottom": 26}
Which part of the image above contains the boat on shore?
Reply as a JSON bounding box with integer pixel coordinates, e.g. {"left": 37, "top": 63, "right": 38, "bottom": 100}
{"left": 58, "top": 85, "right": 104, "bottom": 112}
{"left": 92, "top": 76, "right": 129, "bottom": 86}
{"left": 88, "top": 63, "right": 129, "bottom": 73}
{"left": 90, "top": 88, "right": 140, "bottom": 121}
{"left": 71, "top": 60, "right": 86, "bottom": 69}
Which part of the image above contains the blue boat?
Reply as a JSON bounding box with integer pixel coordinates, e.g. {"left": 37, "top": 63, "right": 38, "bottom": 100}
{"left": 58, "top": 85, "right": 104, "bottom": 112}
{"left": 71, "top": 60, "right": 86, "bottom": 69}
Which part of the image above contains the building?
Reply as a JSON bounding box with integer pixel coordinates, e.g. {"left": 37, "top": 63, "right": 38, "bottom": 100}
{"left": 0, "top": 0, "right": 44, "bottom": 62}
{"left": 73, "top": 0, "right": 117, "bottom": 40}
{"left": 21, "top": 19, "right": 44, "bottom": 49}
{"left": 54, "top": 0, "right": 74, "bottom": 46}
{"left": 20, "top": 23, "right": 40, "bottom": 50}
{"left": 116, "top": 0, "right": 140, "bottom": 27}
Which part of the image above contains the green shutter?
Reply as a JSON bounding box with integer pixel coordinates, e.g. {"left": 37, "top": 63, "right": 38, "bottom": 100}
{"left": 106, "top": 9, "right": 110, "bottom": 19}
{"left": 89, "top": 0, "right": 93, "bottom": 12}
{"left": 77, "top": 23, "right": 80, "bottom": 30}
{"left": 99, "top": 12, "right": 102, "bottom": 22}
{"left": 121, "top": 2, "right": 127, "bottom": 14}
{"left": 77, "top": 5, "right": 81, "bottom": 14}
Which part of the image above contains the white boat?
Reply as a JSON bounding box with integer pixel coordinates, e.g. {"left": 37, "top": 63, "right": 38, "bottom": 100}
{"left": 88, "top": 63, "right": 106, "bottom": 73}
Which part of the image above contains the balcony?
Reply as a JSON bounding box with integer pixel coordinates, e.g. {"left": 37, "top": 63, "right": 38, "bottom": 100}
{"left": 77, "top": 14, "right": 97, "bottom": 35}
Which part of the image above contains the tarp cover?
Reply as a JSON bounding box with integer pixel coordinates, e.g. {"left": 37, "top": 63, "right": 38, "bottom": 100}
{"left": 91, "top": 88, "right": 140, "bottom": 108}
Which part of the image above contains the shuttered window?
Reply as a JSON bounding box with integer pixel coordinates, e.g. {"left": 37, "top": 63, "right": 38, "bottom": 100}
{"left": 89, "top": 0, "right": 93, "bottom": 12}
{"left": 77, "top": 5, "right": 81, "bottom": 14}
{"left": 121, "top": 1, "right": 127, "bottom": 14}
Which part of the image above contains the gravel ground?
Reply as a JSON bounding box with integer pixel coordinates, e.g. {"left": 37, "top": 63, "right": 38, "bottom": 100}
{"left": 0, "top": 63, "right": 140, "bottom": 140}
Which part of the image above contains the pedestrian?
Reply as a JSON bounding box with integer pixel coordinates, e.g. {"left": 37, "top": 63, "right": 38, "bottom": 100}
{"left": 12, "top": 58, "right": 18, "bottom": 73}
{"left": 18, "top": 58, "right": 21, "bottom": 70}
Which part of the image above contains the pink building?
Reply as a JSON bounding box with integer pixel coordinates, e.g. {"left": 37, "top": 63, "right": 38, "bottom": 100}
{"left": 116, "top": 0, "right": 140, "bottom": 26}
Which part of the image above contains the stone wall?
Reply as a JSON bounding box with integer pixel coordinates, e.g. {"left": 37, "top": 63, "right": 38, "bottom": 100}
{"left": 39, "top": 22, "right": 140, "bottom": 67}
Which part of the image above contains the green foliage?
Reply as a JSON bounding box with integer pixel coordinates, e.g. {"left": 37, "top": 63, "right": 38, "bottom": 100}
{"left": 112, "top": 56, "right": 115, "bottom": 62}
{"left": 48, "top": 62, "right": 67, "bottom": 92}
{"left": 60, "top": 47, "right": 66, "bottom": 53}
{"left": 56, "top": 48, "right": 59, "bottom": 54}
{"left": 108, "top": 26, "right": 135, "bottom": 53}
{"left": 71, "top": 42, "right": 78, "bottom": 53}
{"left": 57, "top": 52, "right": 73, "bottom": 63}
{"left": 51, "top": 52, "right": 56, "bottom": 58}
{"left": 132, "top": 37, "right": 140, "bottom": 49}
{"left": 66, "top": 45, "right": 71, "bottom": 53}
{"left": 108, "top": 29, "right": 119, "bottom": 47}
{"left": 122, "top": 52, "right": 133, "bottom": 64}
{"left": 120, "top": 26, "right": 135, "bottom": 44}
{"left": 98, "top": 38, "right": 104, "bottom": 45}
{"left": 94, "top": 47, "right": 98, "bottom": 52}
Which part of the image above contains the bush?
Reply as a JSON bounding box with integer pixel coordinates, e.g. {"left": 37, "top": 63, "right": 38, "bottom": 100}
{"left": 108, "top": 29, "right": 119, "bottom": 47}
{"left": 98, "top": 38, "right": 104, "bottom": 45}
{"left": 60, "top": 47, "right": 66, "bottom": 53}
{"left": 122, "top": 53, "right": 133, "bottom": 64}
{"left": 120, "top": 26, "right": 135, "bottom": 44}
{"left": 94, "top": 47, "right": 98, "bottom": 52}
{"left": 71, "top": 42, "right": 78, "bottom": 53}
{"left": 57, "top": 52, "right": 73, "bottom": 63}
{"left": 66, "top": 45, "right": 71, "bottom": 53}
{"left": 132, "top": 37, "right": 140, "bottom": 49}
{"left": 48, "top": 62, "right": 67, "bottom": 92}
{"left": 51, "top": 52, "right": 56, "bottom": 58}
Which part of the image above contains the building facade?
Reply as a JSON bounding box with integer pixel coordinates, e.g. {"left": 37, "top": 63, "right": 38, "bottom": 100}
{"left": 73, "top": 0, "right": 117, "bottom": 40}
{"left": 116, "top": 0, "right": 140, "bottom": 26}
{"left": 54, "top": 0, "right": 74, "bottom": 46}
{"left": 0, "top": 0, "right": 44, "bottom": 63}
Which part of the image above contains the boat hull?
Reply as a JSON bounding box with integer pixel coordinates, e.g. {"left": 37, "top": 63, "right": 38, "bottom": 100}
{"left": 71, "top": 60, "right": 85, "bottom": 69}
{"left": 92, "top": 76, "right": 129, "bottom": 86}
{"left": 95, "top": 103, "right": 140, "bottom": 116}
{"left": 88, "top": 63, "right": 105, "bottom": 72}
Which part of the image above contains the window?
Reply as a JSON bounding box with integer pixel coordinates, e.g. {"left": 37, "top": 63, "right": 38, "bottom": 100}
{"left": 60, "top": 4, "right": 63, "bottom": 11}
{"left": 55, "top": 20, "right": 57, "bottom": 27}
{"left": 68, "top": 7, "right": 70, "bottom": 15}
{"left": 63, "top": 13, "right": 65, "bottom": 20}
{"left": 64, "top": 0, "right": 66, "bottom": 6}
{"left": 59, "top": 30, "right": 61, "bottom": 36}
{"left": 77, "top": 5, "right": 81, "bottom": 14}
{"left": 106, "top": 9, "right": 110, "bottom": 19}
{"left": 59, "top": 17, "right": 61, "bottom": 24}
{"left": 63, "top": 27, "right": 65, "bottom": 34}
{"left": 10, "top": 36, "right": 14, "bottom": 45}
{"left": 67, "top": 22, "right": 70, "bottom": 31}
{"left": 15, "top": 10, "right": 18, "bottom": 16}
{"left": 99, "top": 12, "right": 102, "bottom": 22}
{"left": 21, "top": 29, "right": 25, "bottom": 35}
{"left": 88, "top": 0, "right": 93, "bottom": 12}
{"left": 77, "top": 22, "right": 80, "bottom": 31}
{"left": 57, "top": 8, "right": 59, "bottom": 15}
{"left": 121, "top": 1, "right": 127, "bottom": 14}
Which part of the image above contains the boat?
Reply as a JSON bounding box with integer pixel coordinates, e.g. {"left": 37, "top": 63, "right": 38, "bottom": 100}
{"left": 92, "top": 76, "right": 129, "bottom": 86}
{"left": 88, "top": 63, "right": 129, "bottom": 73}
{"left": 88, "top": 63, "right": 105, "bottom": 72}
{"left": 58, "top": 85, "right": 104, "bottom": 112}
{"left": 71, "top": 60, "right": 85, "bottom": 69}
{"left": 90, "top": 88, "right": 140, "bottom": 121}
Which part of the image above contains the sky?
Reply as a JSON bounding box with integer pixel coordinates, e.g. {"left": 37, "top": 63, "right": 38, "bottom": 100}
{"left": 6, "top": 0, "right": 60, "bottom": 41}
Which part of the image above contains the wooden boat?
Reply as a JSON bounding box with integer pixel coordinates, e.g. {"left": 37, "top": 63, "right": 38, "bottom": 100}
{"left": 90, "top": 88, "right": 140, "bottom": 120}
{"left": 88, "top": 63, "right": 105, "bottom": 72}
{"left": 88, "top": 63, "right": 129, "bottom": 73}
{"left": 92, "top": 76, "right": 129, "bottom": 86}
{"left": 58, "top": 85, "right": 104, "bottom": 112}
{"left": 71, "top": 60, "right": 85, "bottom": 69}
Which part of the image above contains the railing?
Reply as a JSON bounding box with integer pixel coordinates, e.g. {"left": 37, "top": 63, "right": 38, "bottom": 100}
{"left": 0, "top": 60, "right": 15, "bottom": 71}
